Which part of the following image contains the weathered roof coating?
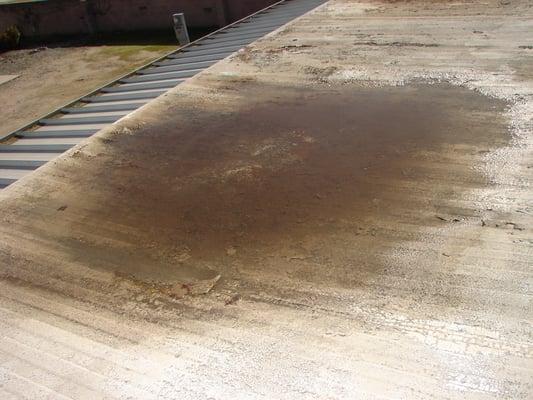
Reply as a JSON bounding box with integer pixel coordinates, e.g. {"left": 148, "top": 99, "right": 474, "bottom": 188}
{"left": 0, "top": 0, "right": 532, "bottom": 399}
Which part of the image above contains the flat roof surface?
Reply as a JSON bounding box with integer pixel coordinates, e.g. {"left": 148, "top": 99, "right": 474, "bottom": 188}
{"left": 0, "top": 0, "right": 531, "bottom": 399}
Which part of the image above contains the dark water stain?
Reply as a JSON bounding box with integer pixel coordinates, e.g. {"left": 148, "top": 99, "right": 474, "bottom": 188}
{"left": 53, "top": 83, "right": 511, "bottom": 284}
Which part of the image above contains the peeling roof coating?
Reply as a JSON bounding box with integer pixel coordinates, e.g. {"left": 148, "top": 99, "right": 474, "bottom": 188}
{"left": 0, "top": 0, "right": 531, "bottom": 399}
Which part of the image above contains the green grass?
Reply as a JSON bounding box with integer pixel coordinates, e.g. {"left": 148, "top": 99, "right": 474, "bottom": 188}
{"left": 98, "top": 44, "right": 176, "bottom": 62}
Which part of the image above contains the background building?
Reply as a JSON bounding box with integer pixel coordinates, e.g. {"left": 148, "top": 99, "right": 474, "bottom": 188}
{"left": 0, "top": 0, "right": 277, "bottom": 39}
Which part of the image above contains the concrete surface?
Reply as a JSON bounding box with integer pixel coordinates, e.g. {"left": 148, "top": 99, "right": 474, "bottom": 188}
{"left": 0, "top": 0, "right": 532, "bottom": 399}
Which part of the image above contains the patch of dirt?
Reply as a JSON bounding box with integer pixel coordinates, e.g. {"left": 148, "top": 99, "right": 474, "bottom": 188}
{"left": 18, "top": 82, "right": 509, "bottom": 293}
{"left": 0, "top": 43, "right": 175, "bottom": 137}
